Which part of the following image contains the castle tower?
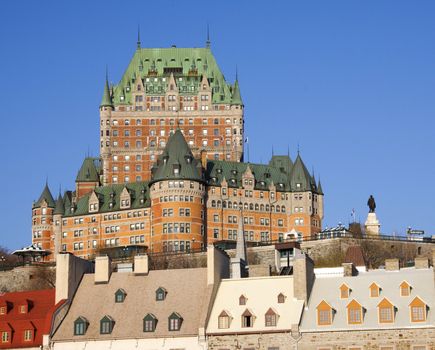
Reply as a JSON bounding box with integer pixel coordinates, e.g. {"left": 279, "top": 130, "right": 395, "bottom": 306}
{"left": 75, "top": 157, "right": 101, "bottom": 199}
{"left": 101, "top": 45, "right": 244, "bottom": 185}
{"left": 149, "top": 129, "right": 206, "bottom": 252}
{"left": 52, "top": 193, "right": 65, "bottom": 260}
{"left": 99, "top": 74, "right": 113, "bottom": 186}
{"left": 31, "top": 183, "right": 55, "bottom": 257}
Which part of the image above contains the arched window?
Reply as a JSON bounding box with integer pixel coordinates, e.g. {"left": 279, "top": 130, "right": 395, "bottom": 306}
{"left": 244, "top": 203, "right": 248, "bottom": 210}
{"left": 228, "top": 202, "right": 232, "bottom": 209}
{"left": 260, "top": 204, "right": 264, "bottom": 211}
{"left": 275, "top": 205, "right": 279, "bottom": 212}
{"left": 223, "top": 201, "right": 227, "bottom": 208}
{"left": 255, "top": 204, "right": 259, "bottom": 211}
{"left": 266, "top": 204, "right": 270, "bottom": 211}
{"left": 249, "top": 203, "right": 254, "bottom": 211}
{"left": 233, "top": 202, "right": 238, "bottom": 209}
{"left": 211, "top": 200, "right": 216, "bottom": 208}
{"left": 281, "top": 205, "right": 285, "bottom": 212}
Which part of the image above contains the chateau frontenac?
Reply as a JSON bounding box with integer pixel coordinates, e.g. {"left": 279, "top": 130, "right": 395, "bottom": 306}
{"left": 31, "top": 41, "right": 324, "bottom": 260}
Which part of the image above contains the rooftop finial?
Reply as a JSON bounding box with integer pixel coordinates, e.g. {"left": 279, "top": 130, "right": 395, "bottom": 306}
{"left": 272, "top": 145, "right": 274, "bottom": 157}
{"left": 235, "top": 65, "right": 238, "bottom": 81}
{"left": 206, "top": 23, "right": 211, "bottom": 48}
{"left": 137, "top": 25, "right": 141, "bottom": 49}
{"left": 297, "top": 143, "right": 300, "bottom": 156}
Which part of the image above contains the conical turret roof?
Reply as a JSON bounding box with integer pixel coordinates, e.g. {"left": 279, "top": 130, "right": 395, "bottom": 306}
{"left": 231, "top": 79, "right": 242, "bottom": 105}
{"left": 290, "top": 154, "right": 312, "bottom": 191}
{"left": 54, "top": 194, "right": 64, "bottom": 215}
{"left": 317, "top": 179, "right": 324, "bottom": 195}
{"left": 100, "top": 77, "right": 112, "bottom": 108}
{"left": 151, "top": 129, "right": 203, "bottom": 183}
{"left": 76, "top": 158, "right": 100, "bottom": 183}
{"left": 34, "top": 183, "right": 55, "bottom": 208}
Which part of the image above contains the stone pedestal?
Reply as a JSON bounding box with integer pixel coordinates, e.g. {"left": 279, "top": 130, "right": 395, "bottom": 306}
{"left": 365, "top": 212, "right": 380, "bottom": 236}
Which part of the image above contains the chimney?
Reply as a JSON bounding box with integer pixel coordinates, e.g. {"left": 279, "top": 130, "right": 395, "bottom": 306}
{"left": 385, "top": 258, "right": 399, "bottom": 271}
{"left": 342, "top": 262, "right": 357, "bottom": 277}
{"left": 134, "top": 254, "right": 149, "bottom": 275}
{"left": 200, "top": 150, "right": 208, "bottom": 169}
{"left": 55, "top": 253, "right": 94, "bottom": 304}
{"left": 414, "top": 257, "right": 429, "bottom": 269}
{"left": 230, "top": 212, "right": 248, "bottom": 279}
{"left": 95, "top": 256, "right": 112, "bottom": 284}
{"left": 207, "top": 244, "right": 230, "bottom": 285}
{"left": 293, "top": 252, "right": 315, "bottom": 305}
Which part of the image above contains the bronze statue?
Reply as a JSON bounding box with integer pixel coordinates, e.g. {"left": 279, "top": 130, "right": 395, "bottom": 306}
{"left": 367, "top": 195, "right": 376, "bottom": 213}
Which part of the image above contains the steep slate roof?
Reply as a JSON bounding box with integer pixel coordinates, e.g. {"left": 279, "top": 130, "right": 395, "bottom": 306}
{"left": 63, "top": 182, "right": 150, "bottom": 217}
{"left": 34, "top": 184, "right": 55, "bottom": 208}
{"left": 231, "top": 79, "right": 242, "bottom": 105}
{"left": 76, "top": 158, "right": 101, "bottom": 183}
{"left": 301, "top": 267, "right": 435, "bottom": 332}
{"left": 289, "top": 154, "right": 315, "bottom": 192}
{"left": 52, "top": 268, "right": 208, "bottom": 342}
{"left": 111, "top": 47, "right": 240, "bottom": 105}
{"left": 0, "top": 289, "right": 61, "bottom": 349}
{"left": 100, "top": 77, "right": 112, "bottom": 108}
{"left": 151, "top": 129, "right": 203, "bottom": 183}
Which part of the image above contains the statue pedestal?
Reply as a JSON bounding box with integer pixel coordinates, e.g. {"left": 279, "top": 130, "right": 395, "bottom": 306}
{"left": 365, "top": 212, "right": 380, "bottom": 236}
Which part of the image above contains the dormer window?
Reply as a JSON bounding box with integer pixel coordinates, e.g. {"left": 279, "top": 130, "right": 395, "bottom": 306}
{"left": 156, "top": 287, "right": 167, "bottom": 301}
{"left": 265, "top": 308, "right": 278, "bottom": 327}
{"left": 1, "top": 331, "right": 9, "bottom": 343}
{"left": 340, "top": 283, "right": 351, "bottom": 299}
{"left": 277, "top": 293, "right": 286, "bottom": 304}
{"left": 0, "top": 306, "right": 6, "bottom": 315}
{"left": 115, "top": 289, "right": 126, "bottom": 303}
{"left": 74, "top": 316, "right": 88, "bottom": 335}
{"left": 241, "top": 309, "right": 254, "bottom": 328}
{"left": 400, "top": 281, "right": 411, "bottom": 296}
{"left": 168, "top": 312, "right": 182, "bottom": 331}
{"left": 316, "top": 300, "right": 333, "bottom": 326}
{"left": 217, "top": 168, "right": 222, "bottom": 174}
{"left": 173, "top": 164, "right": 180, "bottom": 175}
{"left": 378, "top": 298, "right": 395, "bottom": 323}
{"left": 23, "top": 329, "right": 33, "bottom": 342}
{"left": 218, "top": 310, "right": 231, "bottom": 329}
{"left": 19, "top": 304, "right": 28, "bottom": 314}
{"left": 143, "top": 313, "right": 157, "bottom": 332}
{"left": 239, "top": 295, "right": 247, "bottom": 306}
{"left": 369, "top": 283, "right": 381, "bottom": 297}
{"left": 231, "top": 169, "right": 237, "bottom": 175}
{"left": 347, "top": 299, "right": 364, "bottom": 325}
{"left": 100, "top": 315, "right": 114, "bottom": 334}
{"left": 296, "top": 183, "right": 301, "bottom": 188}
{"left": 409, "top": 297, "right": 427, "bottom": 322}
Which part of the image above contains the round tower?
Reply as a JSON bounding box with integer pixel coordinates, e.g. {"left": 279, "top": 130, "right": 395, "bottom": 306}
{"left": 149, "top": 130, "right": 206, "bottom": 252}
{"left": 100, "top": 74, "right": 113, "bottom": 186}
{"left": 31, "top": 183, "right": 55, "bottom": 260}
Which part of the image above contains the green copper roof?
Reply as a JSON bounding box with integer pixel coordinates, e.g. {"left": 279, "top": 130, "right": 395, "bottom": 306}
{"left": 231, "top": 79, "right": 242, "bottom": 105}
{"left": 206, "top": 159, "right": 290, "bottom": 191}
{"left": 76, "top": 158, "right": 101, "bottom": 183}
{"left": 64, "top": 182, "right": 150, "bottom": 217}
{"left": 269, "top": 155, "right": 293, "bottom": 173}
{"left": 151, "top": 129, "right": 203, "bottom": 183}
{"left": 34, "top": 184, "right": 55, "bottom": 208}
{"left": 289, "top": 154, "right": 315, "bottom": 191}
{"left": 317, "top": 179, "right": 324, "bottom": 195}
{"left": 54, "top": 194, "right": 64, "bottom": 215}
{"left": 111, "top": 47, "right": 236, "bottom": 105}
{"left": 100, "top": 77, "right": 112, "bottom": 107}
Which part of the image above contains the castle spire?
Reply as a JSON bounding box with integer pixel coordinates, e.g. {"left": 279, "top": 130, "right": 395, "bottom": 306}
{"left": 137, "top": 25, "right": 141, "bottom": 49}
{"left": 100, "top": 67, "right": 113, "bottom": 108}
{"left": 231, "top": 68, "right": 242, "bottom": 106}
{"left": 206, "top": 23, "right": 211, "bottom": 49}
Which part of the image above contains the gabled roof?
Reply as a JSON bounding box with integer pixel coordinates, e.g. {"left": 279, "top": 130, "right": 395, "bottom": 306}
{"left": 151, "top": 129, "right": 203, "bottom": 183}
{"left": 34, "top": 184, "right": 55, "bottom": 208}
{"left": 76, "top": 158, "right": 100, "bottom": 183}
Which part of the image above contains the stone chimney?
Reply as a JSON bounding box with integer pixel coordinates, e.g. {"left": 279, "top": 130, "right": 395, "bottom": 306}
{"left": 207, "top": 244, "right": 230, "bottom": 285}
{"left": 95, "top": 255, "right": 112, "bottom": 284}
{"left": 55, "top": 253, "right": 94, "bottom": 304}
{"left": 293, "top": 252, "right": 315, "bottom": 305}
{"left": 385, "top": 258, "right": 399, "bottom": 271}
{"left": 414, "top": 257, "right": 429, "bottom": 269}
{"left": 200, "top": 150, "right": 208, "bottom": 169}
{"left": 230, "top": 210, "right": 248, "bottom": 279}
{"left": 342, "top": 262, "right": 357, "bottom": 277}
{"left": 134, "top": 254, "right": 149, "bottom": 275}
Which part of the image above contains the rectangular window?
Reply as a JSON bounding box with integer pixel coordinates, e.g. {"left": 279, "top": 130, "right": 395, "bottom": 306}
{"left": 348, "top": 308, "right": 361, "bottom": 324}
{"left": 23, "top": 330, "right": 32, "bottom": 341}
{"left": 1, "top": 331, "right": 9, "bottom": 343}
{"left": 265, "top": 314, "right": 276, "bottom": 326}
{"left": 379, "top": 307, "right": 393, "bottom": 323}
{"left": 411, "top": 306, "right": 425, "bottom": 322}
{"left": 318, "top": 309, "right": 331, "bottom": 325}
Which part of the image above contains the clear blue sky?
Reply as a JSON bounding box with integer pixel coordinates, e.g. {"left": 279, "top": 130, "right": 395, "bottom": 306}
{"left": 1, "top": 1, "right": 434, "bottom": 250}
